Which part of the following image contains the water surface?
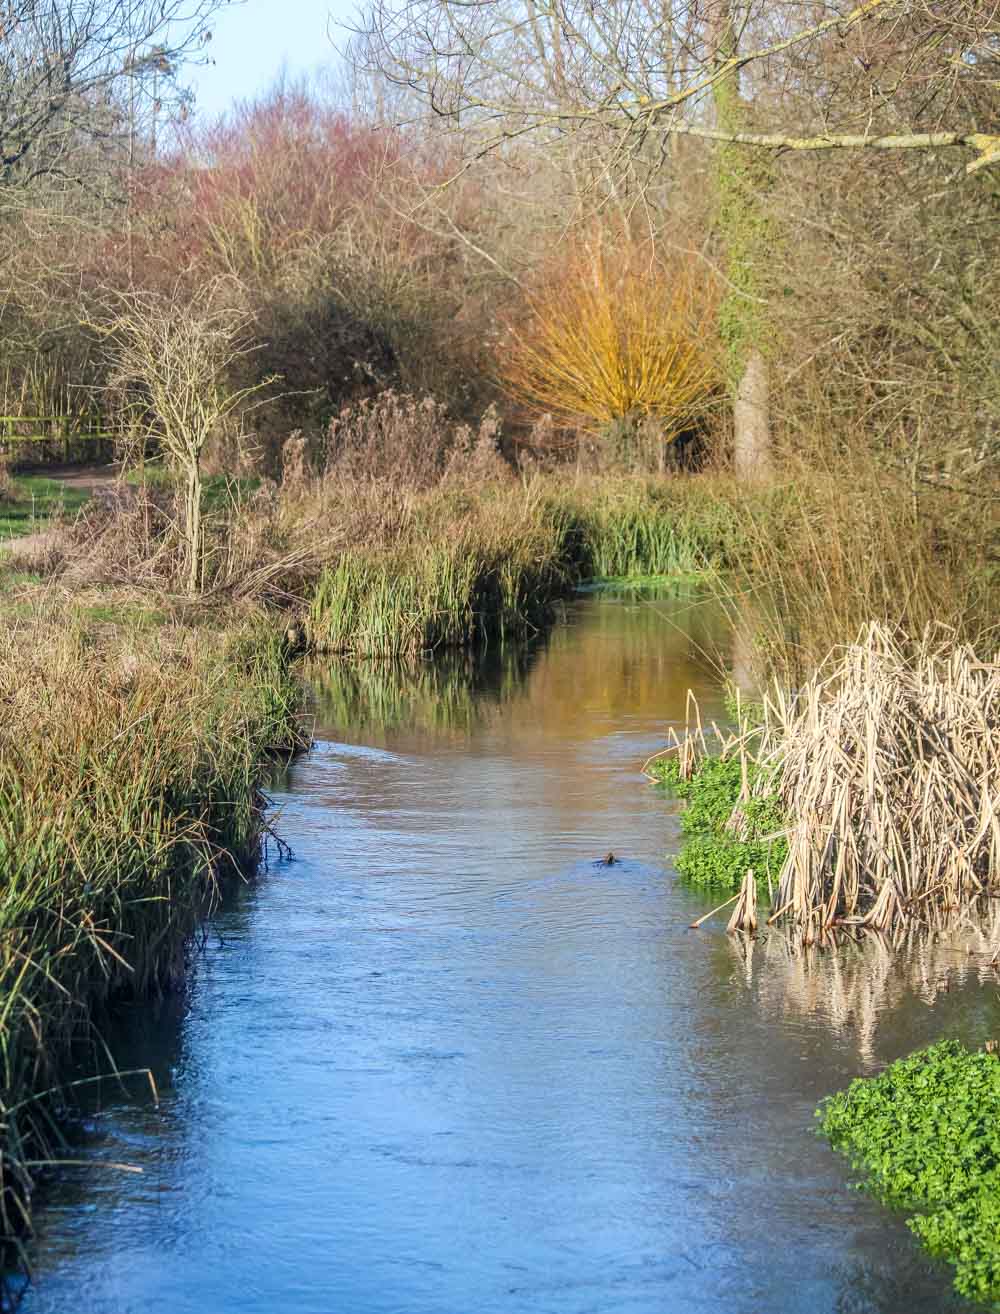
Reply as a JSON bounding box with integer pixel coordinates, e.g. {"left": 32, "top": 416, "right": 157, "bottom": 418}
{"left": 19, "top": 589, "right": 1000, "bottom": 1313}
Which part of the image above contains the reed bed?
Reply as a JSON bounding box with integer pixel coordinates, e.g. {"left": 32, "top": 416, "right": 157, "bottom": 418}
{"left": 0, "top": 610, "right": 305, "bottom": 1247}
{"left": 309, "top": 494, "right": 580, "bottom": 656}
{"left": 766, "top": 625, "right": 1000, "bottom": 933}
{"left": 659, "top": 624, "right": 1000, "bottom": 936}
{"left": 307, "top": 475, "right": 748, "bottom": 656}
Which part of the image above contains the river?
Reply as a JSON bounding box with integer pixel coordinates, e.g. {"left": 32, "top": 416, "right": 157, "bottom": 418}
{"left": 17, "top": 588, "right": 1000, "bottom": 1313}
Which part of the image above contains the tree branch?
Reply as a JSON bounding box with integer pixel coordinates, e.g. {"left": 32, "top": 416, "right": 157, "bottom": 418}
{"left": 658, "top": 123, "right": 1000, "bottom": 173}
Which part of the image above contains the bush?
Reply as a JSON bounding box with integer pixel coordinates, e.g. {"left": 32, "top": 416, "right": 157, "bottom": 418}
{"left": 498, "top": 236, "right": 720, "bottom": 456}
{"left": 819, "top": 1040, "right": 1000, "bottom": 1303}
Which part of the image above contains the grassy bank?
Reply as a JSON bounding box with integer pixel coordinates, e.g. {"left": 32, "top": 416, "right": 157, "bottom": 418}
{"left": 307, "top": 476, "right": 753, "bottom": 656}
{"left": 819, "top": 1041, "right": 1000, "bottom": 1303}
{"left": 0, "top": 475, "right": 91, "bottom": 540}
{"left": 0, "top": 605, "right": 305, "bottom": 1247}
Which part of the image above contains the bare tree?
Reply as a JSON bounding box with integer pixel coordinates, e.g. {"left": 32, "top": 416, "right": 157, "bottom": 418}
{"left": 102, "top": 285, "right": 274, "bottom": 594}
{"left": 356, "top": 0, "right": 999, "bottom": 167}
{"left": 0, "top": 0, "right": 225, "bottom": 187}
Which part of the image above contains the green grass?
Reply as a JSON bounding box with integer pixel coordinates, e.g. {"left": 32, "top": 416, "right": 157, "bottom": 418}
{"left": 0, "top": 613, "right": 305, "bottom": 1248}
{"left": 310, "top": 488, "right": 581, "bottom": 656}
{"left": 124, "top": 466, "right": 262, "bottom": 511}
{"left": 576, "top": 480, "right": 736, "bottom": 578}
{"left": 819, "top": 1040, "right": 1000, "bottom": 1303}
{"left": 0, "top": 569, "right": 43, "bottom": 591}
{"left": 0, "top": 476, "right": 91, "bottom": 539}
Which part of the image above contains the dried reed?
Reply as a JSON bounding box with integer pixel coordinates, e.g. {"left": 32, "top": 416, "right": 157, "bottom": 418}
{"left": 659, "top": 624, "right": 1000, "bottom": 936}
{"left": 765, "top": 624, "right": 1000, "bottom": 932}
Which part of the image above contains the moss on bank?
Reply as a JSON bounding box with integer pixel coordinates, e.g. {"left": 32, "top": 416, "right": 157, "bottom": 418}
{"left": 819, "top": 1041, "right": 1000, "bottom": 1303}
{"left": 0, "top": 611, "right": 306, "bottom": 1247}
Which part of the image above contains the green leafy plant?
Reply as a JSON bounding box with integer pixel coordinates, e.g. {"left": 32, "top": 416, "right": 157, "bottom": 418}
{"left": 819, "top": 1040, "right": 1000, "bottom": 1303}
{"left": 651, "top": 752, "right": 786, "bottom": 891}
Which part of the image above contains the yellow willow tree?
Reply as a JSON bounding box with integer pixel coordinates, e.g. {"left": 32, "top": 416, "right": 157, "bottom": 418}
{"left": 499, "top": 240, "right": 719, "bottom": 461}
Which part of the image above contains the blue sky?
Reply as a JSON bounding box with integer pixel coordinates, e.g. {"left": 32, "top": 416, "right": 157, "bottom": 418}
{"left": 185, "top": 0, "right": 357, "bottom": 120}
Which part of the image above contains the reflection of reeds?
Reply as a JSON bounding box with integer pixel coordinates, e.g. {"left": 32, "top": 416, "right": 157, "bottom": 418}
{"left": 731, "top": 905, "right": 1000, "bottom": 1064}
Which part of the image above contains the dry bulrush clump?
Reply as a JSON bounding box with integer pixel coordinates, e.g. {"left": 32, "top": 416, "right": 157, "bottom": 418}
{"left": 759, "top": 624, "right": 1000, "bottom": 933}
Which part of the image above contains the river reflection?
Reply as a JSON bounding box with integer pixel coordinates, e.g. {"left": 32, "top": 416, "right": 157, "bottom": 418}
{"left": 727, "top": 908, "right": 1000, "bottom": 1065}
{"left": 16, "top": 588, "right": 1000, "bottom": 1314}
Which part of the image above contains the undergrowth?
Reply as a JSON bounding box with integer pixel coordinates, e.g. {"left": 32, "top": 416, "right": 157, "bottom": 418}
{"left": 819, "top": 1041, "right": 1000, "bottom": 1303}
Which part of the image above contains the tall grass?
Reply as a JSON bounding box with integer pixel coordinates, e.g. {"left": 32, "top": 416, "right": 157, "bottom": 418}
{"left": 718, "top": 434, "right": 998, "bottom": 683}
{"left": 307, "top": 476, "right": 753, "bottom": 656}
{"left": 0, "top": 611, "right": 305, "bottom": 1245}
{"left": 309, "top": 482, "right": 583, "bottom": 656}
{"left": 572, "top": 476, "right": 750, "bottom": 578}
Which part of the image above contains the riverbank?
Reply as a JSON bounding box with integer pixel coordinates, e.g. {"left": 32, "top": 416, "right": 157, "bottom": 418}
{"left": 0, "top": 601, "right": 307, "bottom": 1253}
{"left": 4, "top": 441, "right": 995, "bottom": 673}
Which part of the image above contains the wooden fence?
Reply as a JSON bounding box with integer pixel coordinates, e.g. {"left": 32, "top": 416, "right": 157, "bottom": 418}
{"left": 0, "top": 415, "right": 116, "bottom": 464}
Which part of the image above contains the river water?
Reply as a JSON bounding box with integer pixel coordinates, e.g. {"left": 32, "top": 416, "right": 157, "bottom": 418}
{"left": 18, "top": 589, "right": 1000, "bottom": 1313}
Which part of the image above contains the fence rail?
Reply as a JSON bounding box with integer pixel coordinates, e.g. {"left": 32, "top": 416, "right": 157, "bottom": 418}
{"left": 0, "top": 415, "right": 115, "bottom": 462}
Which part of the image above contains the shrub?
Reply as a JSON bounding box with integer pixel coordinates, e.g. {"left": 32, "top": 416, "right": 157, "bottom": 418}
{"left": 498, "top": 236, "right": 719, "bottom": 453}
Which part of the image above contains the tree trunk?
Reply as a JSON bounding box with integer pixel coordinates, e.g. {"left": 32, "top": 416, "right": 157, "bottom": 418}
{"left": 185, "top": 462, "right": 203, "bottom": 595}
{"left": 711, "top": 0, "right": 773, "bottom": 481}
{"left": 733, "top": 348, "right": 772, "bottom": 480}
